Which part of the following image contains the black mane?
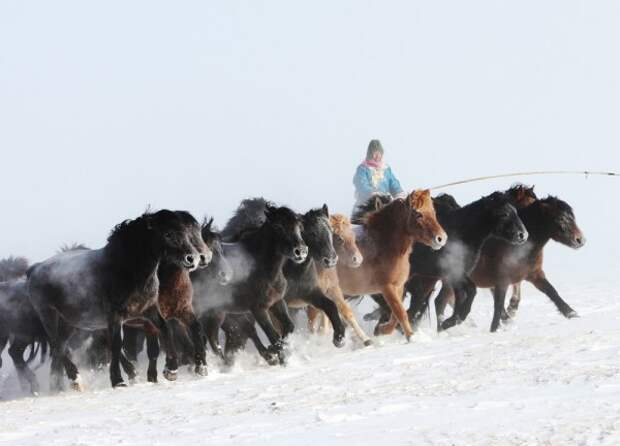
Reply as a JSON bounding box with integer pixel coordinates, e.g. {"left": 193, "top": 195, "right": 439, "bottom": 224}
{"left": 351, "top": 194, "right": 393, "bottom": 225}
{"left": 221, "top": 197, "right": 271, "bottom": 242}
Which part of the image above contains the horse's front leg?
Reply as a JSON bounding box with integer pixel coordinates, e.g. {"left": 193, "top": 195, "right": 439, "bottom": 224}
{"left": 490, "top": 284, "right": 508, "bottom": 332}
{"left": 505, "top": 283, "right": 522, "bottom": 318}
{"left": 180, "top": 311, "right": 208, "bottom": 376}
{"left": 269, "top": 300, "right": 295, "bottom": 339}
{"left": 203, "top": 311, "right": 226, "bottom": 361}
{"left": 108, "top": 315, "right": 125, "bottom": 388}
{"left": 528, "top": 272, "right": 578, "bottom": 318}
{"left": 252, "top": 307, "right": 286, "bottom": 363}
{"left": 306, "top": 290, "right": 346, "bottom": 347}
{"left": 8, "top": 339, "right": 41, "bottom": 395}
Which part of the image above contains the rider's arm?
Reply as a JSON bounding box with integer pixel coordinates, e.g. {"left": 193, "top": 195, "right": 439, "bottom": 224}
{"left": 386, "top": 167, "right": 405, "bottom": 197}
{"left": 353, "top": 165, "right": 375, "bottom": 198}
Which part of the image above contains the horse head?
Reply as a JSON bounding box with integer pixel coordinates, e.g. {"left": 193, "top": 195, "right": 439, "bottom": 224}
{"left": 330, "top": 214, "right": 363, "bottom": 268}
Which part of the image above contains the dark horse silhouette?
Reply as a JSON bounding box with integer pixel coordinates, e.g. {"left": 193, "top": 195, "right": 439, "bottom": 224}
{"left": 406, "top": 191, "right": 529, "bottom": 332}
{"left": 434, "top": 193, "right": 585, "bottom": 329}
{"left": 0, "top": 257, "right": 48, "bottom": 395}
{"left": 202, "top": 200, "right": 347, "bottom": 365}
{"left": 193, "top": 199, "right": 307, "bottom": 364}
{"left": 27, "top": 209, "right": 208, "bottom": 390}
{"left": 123, "top": 217, "right": 233, "bottom": 378}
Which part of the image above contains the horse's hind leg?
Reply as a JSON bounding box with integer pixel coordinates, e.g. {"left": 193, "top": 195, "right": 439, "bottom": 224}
{"left": 8, "top": 339, "right": 41, "bottom": 395}
{"left": 35, "top": 307, "right": 66, "bottom": 392}
{"left": 145, "top": 331, "right": 160, "bottom": 383}
{"left": 122, "top": 325, "right": 143, "bottom": 363}
{"left": 0, "top": 333, "right": 8, "bottom": 369}
{"left": 527, "top": 272, "right": 578, "bottom": 318}
{"left": 434, "top": 284, "right": 455, "bottom": 330}
{"left": 375, "top": 284, "right": 413, "bottom": 340}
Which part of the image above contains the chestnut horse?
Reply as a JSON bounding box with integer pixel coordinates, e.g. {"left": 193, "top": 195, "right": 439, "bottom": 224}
{"left": 337, "top": 190, "right": 447, "bottom": 340}
{"left": 306, "top": 213, "right": 371, "bottom": 345}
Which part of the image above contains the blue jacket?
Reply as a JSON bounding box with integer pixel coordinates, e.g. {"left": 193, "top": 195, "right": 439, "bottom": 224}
{"left": 353, "top": 163, "right": 404, "bottom": 205}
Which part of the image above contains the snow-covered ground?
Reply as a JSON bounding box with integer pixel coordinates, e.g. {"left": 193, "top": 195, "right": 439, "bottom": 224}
{"left": 1, "top": 275, "right": 620, "bottom": 446}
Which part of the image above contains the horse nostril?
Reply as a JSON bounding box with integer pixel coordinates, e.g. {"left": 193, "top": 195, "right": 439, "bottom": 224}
{"left": 185, "top": 255, "right": 195, "bottom": 265}
{"left": 294, "top": 248, "right": 301, "bottom": 257}
{"left": 518, "top": 231, "right": 526, "bottom": 241}
{"left": 436, "top": 236, "right": 443, "bottom": 244}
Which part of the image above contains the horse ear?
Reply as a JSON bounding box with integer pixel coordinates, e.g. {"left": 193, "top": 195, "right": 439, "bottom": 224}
{"left": 204, "top": 217, "right": 214, "bottom": 231}
{"left": 321, "top": 204, "right": 329, "bottom": 217}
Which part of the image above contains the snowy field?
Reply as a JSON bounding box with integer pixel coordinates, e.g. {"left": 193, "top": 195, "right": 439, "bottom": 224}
{"left": 1, "top": 274, "right": 620, "bottom": 446}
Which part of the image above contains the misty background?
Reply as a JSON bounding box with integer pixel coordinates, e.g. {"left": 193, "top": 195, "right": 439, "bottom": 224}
{"left": 1, "top": 1, "right": 618, "bottom": 282}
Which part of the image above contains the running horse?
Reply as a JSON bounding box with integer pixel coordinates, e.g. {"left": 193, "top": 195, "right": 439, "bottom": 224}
{"left": 337, "top": 190, "right": 447, "bottom": 340}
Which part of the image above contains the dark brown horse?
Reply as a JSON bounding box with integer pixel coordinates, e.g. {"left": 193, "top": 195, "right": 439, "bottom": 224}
{"left": 337, "top": 190, "right": 447, "bottom": 340}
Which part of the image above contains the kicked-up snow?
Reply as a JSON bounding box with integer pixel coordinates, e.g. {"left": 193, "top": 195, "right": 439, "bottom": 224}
{"left": 1, "top": 276, "right": 620, "bottom": 445}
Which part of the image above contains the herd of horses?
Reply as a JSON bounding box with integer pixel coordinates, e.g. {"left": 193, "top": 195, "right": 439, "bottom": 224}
{"left": 0, "top": 184, "right": 585, "bottom": 396}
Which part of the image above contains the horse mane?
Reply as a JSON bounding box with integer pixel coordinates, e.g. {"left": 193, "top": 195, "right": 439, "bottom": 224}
{"left": 0, "top": 256, "right": 29, "bottom": 281}
{"left": 351, "top": 194, "right": 393, "bottom": 225}
{"left": 539, "top": 195, "right": 574, "bottom": 216}
{"left": 58, "top": 243, "right": 90, "bottom": 254}
{"left": 221, "top": 197, "right": 271, "bottom": 242}
{"left": 433, "top": 193, "right": 461, "bottom": 214}
{"left": 329, "top": 214, "right": 351, "bottom": 236}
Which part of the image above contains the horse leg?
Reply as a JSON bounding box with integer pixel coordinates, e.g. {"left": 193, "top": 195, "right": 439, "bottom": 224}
{"left": 0, "top": 333, "right": 7, "bottom": 369}
{"left": 368, "top": 294, "right": 392, "bottom": 324}
{"left": 147, "top": 309, "right": 179, "bottom": 381}
{"left": 36, "top": 307, "right": 66, "bottom": 392}
{"left": 307, "top": 306, "right": 320, "bottom": 333}
{"left": 106, "top": 314, "right": 126, "bottom": 388}
{"left": 434, "top": 284, "right": 453, "bottom": 330}
{"left": 203, "top": 311, "right": 226, "bottom": 361}
{"left": 180, "top": 311, "right": 208, "bottom": 376}
{"left": 506, "top": 283, "right": 522, "bottom": 318}
{"left": 327, "top": 287, "right": 372, "bottom": 346}
{"left": 307, "top": 291, "right": 346, "bottom": 347}
{"left": 252, "top": 307, "right": 285, "bottom": 363}
{"left": 8, "top": 339, "right": 41, "bottom": 395}
{"left": 376, "top": 284, "right": 413, "bottom": 340}
{"left": 490, "top": 284, "right": 509, "bottom": 332}
{"left": 440, "top": 282, "right": 468, "bottom": 331}
{"left": 269, "top": 300, "right": 295, "bottom": 339}
{"left": 145, "top": 330, "right": 160, "bottom": 383}
{"left": 122, "top": 325, "right": 142, "bottom": 363}
{"left": 457, "top": 277, "right": 477, "bottom": 321}
{"left": 118, "top": 351, "right": 137, "bottom": 383}
{"left": 527, "top": 272, "right": 578, "bottom": 318}
{"left": 407, "top": 277, "right": 437, "bottom": 326}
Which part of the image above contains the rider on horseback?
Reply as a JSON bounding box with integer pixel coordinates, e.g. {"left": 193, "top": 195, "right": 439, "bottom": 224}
{"left": 353, "top": 139, "right": 405, "bottom": 209}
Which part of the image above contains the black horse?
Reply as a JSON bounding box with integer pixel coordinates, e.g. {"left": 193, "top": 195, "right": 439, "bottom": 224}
{"left": 205, "top": 201, "right": 346, "bottom": 365}
{"left": 440, "top": 194, "right": 585, "bottom": 329}
{"left": 0, "top": 257, "right": 48, "bottom": 395}
{"left": 365, "top": 192, "right": 525, "bottom": 333}
{"left": 123, "top": 217, "right": 234, "bottom": 374}
{"left": 193, "top": 198, "right": 307, "bottom": 364}
{"left": 27, "top": 209, "right": 207, "bottom": 390}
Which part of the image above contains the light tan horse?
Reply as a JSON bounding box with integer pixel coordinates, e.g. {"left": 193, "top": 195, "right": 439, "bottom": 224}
{"left": 306, "top": 214, "right": 372, "bottom": 345}
{"left": 337, "top": 190, "right": 447, "bottom": 340}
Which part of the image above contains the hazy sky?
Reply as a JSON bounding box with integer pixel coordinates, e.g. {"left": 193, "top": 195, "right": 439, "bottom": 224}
{"left": 1, "top": 1, "right": 618, "bottom": 279}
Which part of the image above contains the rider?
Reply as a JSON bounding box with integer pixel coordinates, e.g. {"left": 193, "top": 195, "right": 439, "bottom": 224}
{"left": 353, "top": 139, "right": 405, "bottom": 209}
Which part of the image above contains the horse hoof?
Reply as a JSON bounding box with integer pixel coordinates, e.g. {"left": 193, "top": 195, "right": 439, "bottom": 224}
{"left": 363, "top": 339, "right": 373, "bottom": 347}
{"left": 566, "top": 310, "right": 579, "bottom": 319}
{"left": 147, "top": 375, "right": 158, "bottom": 384}
{"left": 333, "top": 335, "right": 346, "bottom": 348}
{"left": 163, "top": 368, "right": 178, "bottom": 381}
{"left": 194, "top": 365, "right": 208, "bottom": 376}
{"left": 113, "top": 381, "right": 127, "bottom": 388}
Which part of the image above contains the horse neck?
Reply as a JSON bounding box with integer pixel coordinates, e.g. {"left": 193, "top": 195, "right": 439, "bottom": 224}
{"left": 241, "top": 224, "right": 288, "bottom": 280}
{"left": 104, "top": 237, "right": 161, "bottom": 294}
{"left": 447, "top": 202, "right": 498, "bottom": 250}
{"left": 519, "top": 204, "right": 552, "bottom": 247}
{"left": 366, "top": 210, "right": 414, "bottom": 256}
{"left": 158, "top": 261, "right": 189, "bottom": 288}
